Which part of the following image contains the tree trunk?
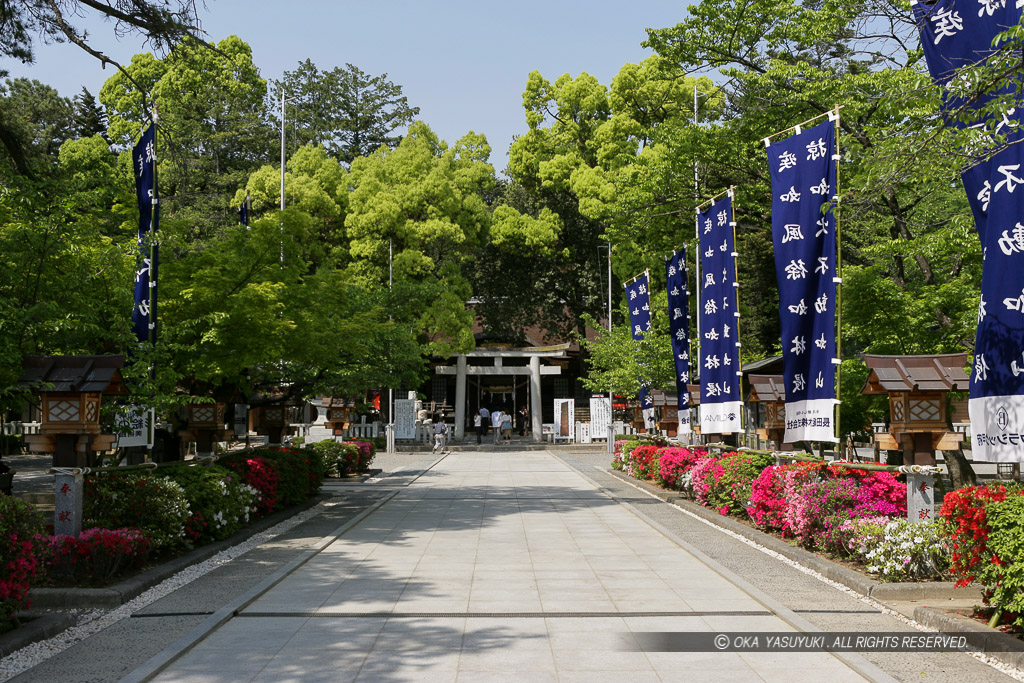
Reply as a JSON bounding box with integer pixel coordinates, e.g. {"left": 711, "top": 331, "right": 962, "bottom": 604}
{"left": 943, "top": 448, "right": 977, "bottom": 490}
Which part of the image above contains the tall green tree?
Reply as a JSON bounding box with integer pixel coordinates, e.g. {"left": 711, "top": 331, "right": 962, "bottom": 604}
{"left": 345, "top": 121, "right": 494, "bottom": 357}
{"left": 0, "top": 77, "right": 75, "bottom": 176}
{"left": 100, "top": 35, "right": 275, "bottom": 232}
{"left": 274, "top": 60, "right": 420, "bottom": 164}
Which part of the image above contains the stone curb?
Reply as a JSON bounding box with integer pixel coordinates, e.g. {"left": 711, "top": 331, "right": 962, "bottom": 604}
{"left": 912, "top": 605, "right": 1024, "bottom": 670}
{"left": 26, "top": 495, "right": 325, "bottom": 611}
{"left": 0, "top": 612, "right": 75, "bottom": 658}
{"left": 605, "top": 469, "right": 983, "bottom": 602}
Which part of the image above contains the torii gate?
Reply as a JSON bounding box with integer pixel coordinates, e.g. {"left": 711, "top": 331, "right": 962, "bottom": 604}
{"left": 434, "top": 345, "right": 567, "bottom": 441}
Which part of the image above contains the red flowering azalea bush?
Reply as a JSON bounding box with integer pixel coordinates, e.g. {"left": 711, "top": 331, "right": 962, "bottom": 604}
{"left": 785, "top": 475, "right": 861, "bottom": 548}
{"left": 692, "top": 451, "right": 775, "bottom": 516}
{"left": 221, "top": 455, "right": 279, "bottom": 516}
{"left": 853, "top": 471, "right": 907, "bottom": 518}
{"left": 629, "top": 445, "right": 661, "bottom": 480}
{"left": 84, "top": 474, "right": 190, "bottom": 551}
{"left": 656, "top": 447, "right": 706, "bottom": 490}
{"left": 221, "top": 448, "right": 318, "bottom": 510}
{"left": 689, "top": 452, "right": 724, "bottom": 507}
{"left": 346, "top": 441, "right": 376, "bottom": 472}
{"left": 46, "top": 528, "right": 151, "bottom": 583}
{"left": 747, "top": 464, "right": 811, "bottom": 532}
{"left": 0, "top": 496, "right": 46, "bottom": 623}
{"left": 941, "top": 483, "right": 1024, "bottom": 629}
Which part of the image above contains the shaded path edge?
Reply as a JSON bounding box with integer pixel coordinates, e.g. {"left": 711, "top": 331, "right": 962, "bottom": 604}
{"left": 115, "top": 450, "right": 463, "bottom": 683}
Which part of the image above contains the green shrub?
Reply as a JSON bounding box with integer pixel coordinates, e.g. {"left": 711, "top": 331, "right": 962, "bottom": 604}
{"left": 0, "top": 496, "right": 46, "bottom": 623}
{"left": 307, "top": 440, "right": 346, "bottom": 477}
{"left": 158, "top": 465, "right": 259, "bottom": 544}
{"left": 84, "top": 474, "right": 190, "bottom": 551}
{"left": 371, "top": 436, "right": 387, "bottom": 451}
{"left": 244, "top": 447, "right": 319, "bottom": 506}
{"left": 978, "top": 491, "right": 1024, "bottom": 629}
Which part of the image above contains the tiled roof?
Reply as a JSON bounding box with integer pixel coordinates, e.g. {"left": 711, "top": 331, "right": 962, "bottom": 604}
{"left": 861, "top": 354, "right": 970, "bottom": 395}
{"left": 19, "top": 355, "right": 126, "bottom": 394}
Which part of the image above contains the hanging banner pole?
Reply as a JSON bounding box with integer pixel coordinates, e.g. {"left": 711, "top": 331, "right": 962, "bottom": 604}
{"left": 728, "top": 186, "right": 744, "bottom": 439}
{"left": 763, "top": 107, "right": 845, "bottom": 146}
{"left": 832, "top": 106, "right": 843, "bottom": 444}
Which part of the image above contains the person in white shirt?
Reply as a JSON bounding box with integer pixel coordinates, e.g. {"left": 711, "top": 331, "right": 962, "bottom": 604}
{"left": 473, "top": 412, "right": 483, "bottom": 444}
{"left": 491, "top": 409, "right": 503, "bottom": 445}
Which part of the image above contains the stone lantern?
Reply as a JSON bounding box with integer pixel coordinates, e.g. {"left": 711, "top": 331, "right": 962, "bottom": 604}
{"left": 747, "top": 374, "right": 790, "bottom": 450}
{"left": 861, "top": 354, "right": 969, "bottom": 466}
{"left": 323, "top": 397, "right": 355, "bottom": 435}
{"left": 18, "top": 355, "right": 126, "bottom": 467}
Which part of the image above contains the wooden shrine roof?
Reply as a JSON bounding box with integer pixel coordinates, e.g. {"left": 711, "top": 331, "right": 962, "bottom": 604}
{"left": 747, "top": 375, "right": 785, "bottom": 403}
{"left": 18, "top": 355, "right": 126, "bottom": 394}
{"left": 861, "top": 353, "right": 970, "bottom": 395}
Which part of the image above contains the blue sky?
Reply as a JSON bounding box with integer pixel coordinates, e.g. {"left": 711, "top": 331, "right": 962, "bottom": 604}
{"left": 5, "top": 0, "right": 690, "bottom": 174}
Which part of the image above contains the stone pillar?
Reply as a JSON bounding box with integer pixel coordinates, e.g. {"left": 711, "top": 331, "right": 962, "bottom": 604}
{"left": 530, "top": 356, "right": 543, "bottom": 442}
{"left": 907, "top": 471, "right": 935, "bottom": 524}
{"left": 54, "top": 471, "right": 84, "bottom": 537}
{"left": 455, "top": 354, "right": 467, "bottom": 440}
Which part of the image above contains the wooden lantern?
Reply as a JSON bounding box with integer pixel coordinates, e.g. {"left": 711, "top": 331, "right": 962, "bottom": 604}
{"left": 251, "top": 403, "right": 294, "bottom": 444}
{"left": 861, "top": 354, "right": 969, "bottom": 466}
{"left": 747, "top": 374, "right": 791, "bottom": 449}
{"left": 18, "top": 355, "right": 126, "bottom": 466}
{"left": 181, "top": 402, "right": 230, "bottom": 456}
{"left": 649, "top": 390, "right": 676, "bottom": 436}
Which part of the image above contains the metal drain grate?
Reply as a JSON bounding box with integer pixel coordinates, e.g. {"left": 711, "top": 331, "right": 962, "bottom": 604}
{"left": 237, "top": 610, "right": 773, "bottom": 619}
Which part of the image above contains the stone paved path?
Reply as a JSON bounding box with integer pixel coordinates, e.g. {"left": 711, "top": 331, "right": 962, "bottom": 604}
{"left": 144, "top": 452, "right": 876, "bottom": 682}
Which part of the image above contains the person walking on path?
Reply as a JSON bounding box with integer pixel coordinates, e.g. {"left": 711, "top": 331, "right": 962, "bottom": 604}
{"left": 478, "top": 406, "right": 490, "bottom": 442}
{"left": 432, "top": 417, "right": 449, "bottom": 454}
{"left": 491, "top": 409, "right": 503, "bottom": 445}
{"left": 473, "top": 412, "right": 484, "bottom": 444}
{"left": 501, "top": 411, "right": 513, "bottom": 445}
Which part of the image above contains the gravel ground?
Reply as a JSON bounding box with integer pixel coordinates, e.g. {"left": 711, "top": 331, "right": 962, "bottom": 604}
{"left": 555, "top": 448, "right": 1023, "bottom": 683}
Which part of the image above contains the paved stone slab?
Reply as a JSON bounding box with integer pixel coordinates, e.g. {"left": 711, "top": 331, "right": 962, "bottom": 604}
{"left": 150, "top": 451, "right": 871, "bottom": 682}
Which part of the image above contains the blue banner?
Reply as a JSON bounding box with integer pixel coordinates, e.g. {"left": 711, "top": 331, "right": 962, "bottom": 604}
{"left": 666, "top": 248, "right": 691, "bottom": 434}
{"left": 912, "top": 0, "right": 1024, "bottom": 462}
{"left": 132, "top": 128, "right": 157, "bottom": 343}
{"left": 625, "top": 273, "right": 656, "bottom": 430}
{"left": 132, "top": 124, "right": 158, "bottom": 345}
{"left": 766, "top": 118, "right": 839, "bottom": 443}
{"left": 912, "top": 0, "right": 1023, "bottom": 241}
{"left": 697, "top": 193, "right": 742, "bottom": 434}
